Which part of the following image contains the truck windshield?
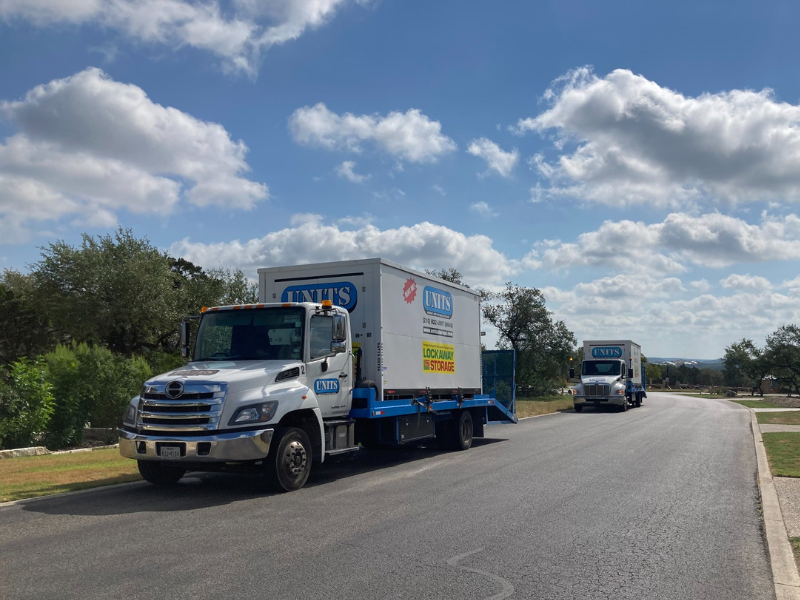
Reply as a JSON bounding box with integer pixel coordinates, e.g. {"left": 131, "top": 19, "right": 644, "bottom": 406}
{"left": 582, "top": 361, "right": 621, "bottom": 376}
{"left": 194, "top": 307, "right": 305, "bottom": 362}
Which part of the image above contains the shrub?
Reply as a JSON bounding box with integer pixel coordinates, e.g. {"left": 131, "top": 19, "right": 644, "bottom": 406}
{"left": 0, "top": 358, "right": 55, "bottom": 449}
{"left": 44, "top": 343, "right": 152, "bottom": 449}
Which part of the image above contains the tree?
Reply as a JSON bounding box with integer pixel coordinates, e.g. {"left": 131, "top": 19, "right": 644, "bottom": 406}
{"left": 766, "top": 325, "right": 800, "bottom": 396}
{"left": 646, "top": 362, "right": 662, "bottom": 384}
{"left": 0, "top": 271, "right": 56, "bottom": 365}
{"left": 0, "top": 359, "right": 54, "bottom": 450}
{"left": 483, "top": 283, "right": 576, "bottom": 396}
{"left": 425, "top": 268, "right": 467, "bottom": 286}
{"left": 724, "top": 339, "right": 769, "bottom": 395}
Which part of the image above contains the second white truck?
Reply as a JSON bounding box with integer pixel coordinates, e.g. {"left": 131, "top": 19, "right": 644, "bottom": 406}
{"left": 571, "top": 339, "right": 647, "bottom": 412}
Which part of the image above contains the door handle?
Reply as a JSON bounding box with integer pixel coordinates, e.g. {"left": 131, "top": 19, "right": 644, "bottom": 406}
{"left": 338, "top": 373, "right": 348, "bottom": 378}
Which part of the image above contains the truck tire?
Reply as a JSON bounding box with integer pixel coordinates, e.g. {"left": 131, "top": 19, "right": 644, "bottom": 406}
{"left": 138, "top": 460, "right": 186, "bottom": 485}
{"left": 452, "top": 410, "right": 473, "bottom": 451}
{"left": 264, "top": 427, "right": 312, "bottom": 492}
{"left": 619, "top": 399, "right": 628, "bottom": 412}
{"left": 574, "top": 404, "right": 583, "bottom": 412}
{"left": 634, "top": 393, "right": 642, "bottom": 408}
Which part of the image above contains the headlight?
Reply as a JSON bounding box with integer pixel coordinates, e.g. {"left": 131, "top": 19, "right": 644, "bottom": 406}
{"left": 229, "top": 401, "right": 279, "bottom": 425}
{"left": 124, "top": 404, "right": 137, "bottom": 424}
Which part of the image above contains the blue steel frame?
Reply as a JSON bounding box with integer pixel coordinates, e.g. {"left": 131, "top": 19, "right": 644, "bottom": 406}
{"left": 349, "top": 388, "right": 517, "bottom": 424}
{"left": 481, "top": 349, "right": 516, "bottom": 416}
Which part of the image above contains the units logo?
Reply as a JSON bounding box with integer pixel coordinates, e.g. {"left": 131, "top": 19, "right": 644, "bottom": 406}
{"left": 314, "top": 378, "right": 340, "bottom": 395}
{"left": 422, "top": 341, "right": 456, "bottom": 374}
{"left": 423, "top": 286, "right": 453, "bottom": 319}
{"left": 403, "top": 278, "right": 417, "bottom": 304}
{"left": 281, "top": 282, "right": 357, "bottom": 312}
{"left": 591, "top": 347, "right": 623, "bottom": 358}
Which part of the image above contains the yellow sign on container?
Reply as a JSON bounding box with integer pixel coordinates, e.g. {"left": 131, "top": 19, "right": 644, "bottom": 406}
{"left": 422, "top": 341, "right": 455, "bottom": 374}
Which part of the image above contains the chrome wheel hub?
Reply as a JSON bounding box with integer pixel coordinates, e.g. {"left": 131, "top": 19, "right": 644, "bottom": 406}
{"left": 283, "top": 440, "right": 308, "bottom": 477}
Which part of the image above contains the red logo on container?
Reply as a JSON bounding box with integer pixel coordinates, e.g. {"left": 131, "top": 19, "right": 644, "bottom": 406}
{"left": 403, "top": 278, "right": 417, "bottom": 304}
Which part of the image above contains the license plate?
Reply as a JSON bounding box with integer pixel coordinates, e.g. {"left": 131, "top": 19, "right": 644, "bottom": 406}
{"left": 160, "top": 446, "right": 181, "bottom": 459}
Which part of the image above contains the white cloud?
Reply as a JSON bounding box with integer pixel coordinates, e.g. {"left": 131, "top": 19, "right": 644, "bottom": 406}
{"left": 543, "top": 274, "right": 800, "bottom": 358}
{"left": 466, "top": 137, "right": 518, "bottom": 177}
{"left": 689, "top": 279, "right": 712, "bottom": 292}
{"left": 336, "top": 161, "right": 370, "bottom": 183}
{"left": 289, "top": 103, "right": 457, "bottom": 163}
{"left": 432, "top": 184, "right": 446, "bottom": 196}
{"left": 523, "top": 212, "right": 800, "bottom": 273}
{"left": 719, "top": 273, "right": 771, "bottom": 291}
{"left": 0, "top": 0, "right": 362, "bottom": 76}
{"left": 0, "top": 68, "right": 266, "bottom": 243}
{"left": 170, "top": 214, "right": 516, "bottom": 286}
{"left": 517, "top": 67, "right": 800, "bottom": 207}
{"left": 470, "top": 201, "right": 498, "bottom": 217}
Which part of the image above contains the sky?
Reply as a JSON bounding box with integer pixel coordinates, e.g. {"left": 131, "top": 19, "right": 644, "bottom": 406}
{"left": 1, "top": 0, "right": 800, "bottom": 359}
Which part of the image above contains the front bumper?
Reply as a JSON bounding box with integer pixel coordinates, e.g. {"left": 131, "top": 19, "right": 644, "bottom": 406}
{"left": 573, "top": 396, "right": 626, "bottom": 407}
{"left": 119, "top": 427, "right": 274, "bottom": 462}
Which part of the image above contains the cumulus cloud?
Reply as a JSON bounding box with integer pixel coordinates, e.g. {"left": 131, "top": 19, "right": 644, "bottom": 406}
{"left": 0, "top": 67, "right": 266, "bottom": 242}
{"left": 516, "top": 67, "right": 800, "bottom": 207}
{"left": 523, "top": 212, "right": 800, "bottom": 273}
{"left": 719, "top": 273, "right": 771, "bottom": 291}
{"left": 470, "top": 201, "right": 498, "bottom": 217}
{"left": 467, "top": 137, "right": 518, "bottom": 177}
{"left": 289, "top": 103, "right": 457, "bottom": 163}
{"left": 336, "top": 161, "right": 370, "bottom": 183}
{"left": 543, "top": 274, "right": 800, "bottom": 358}
{"left": 170, "top": 214, "right": 516, "bottom": 286}
{"left": 0, "top": 0, "right": 363, "bottom": 76}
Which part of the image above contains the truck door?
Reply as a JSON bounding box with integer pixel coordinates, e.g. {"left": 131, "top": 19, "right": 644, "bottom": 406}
{"left": 307, "top": 312, "right": 351, "bottom": 418}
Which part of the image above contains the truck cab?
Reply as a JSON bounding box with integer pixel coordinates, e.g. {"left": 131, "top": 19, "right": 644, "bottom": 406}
{"left": 119, "top": 301, "right": 353, "bottom": 491}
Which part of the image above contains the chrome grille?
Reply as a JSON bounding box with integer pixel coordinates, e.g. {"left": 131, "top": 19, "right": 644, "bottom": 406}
{"left": 137, "top": 382, "right": 225, "bottom": 433}
{"left": 584, "top": 384, "right": 610, "bottom": 397}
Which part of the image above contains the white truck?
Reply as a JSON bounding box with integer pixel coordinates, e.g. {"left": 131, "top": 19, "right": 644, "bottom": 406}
{"left": 119, "top": 258, "right": 515, "bottom": 492}
{"left": 571, "top": 340, "right": 647, "bottom": 412}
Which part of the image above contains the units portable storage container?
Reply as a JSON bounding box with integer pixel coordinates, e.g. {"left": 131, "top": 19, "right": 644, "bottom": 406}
{"left": 259, "top": 258, "right": 482, "bottom": 399}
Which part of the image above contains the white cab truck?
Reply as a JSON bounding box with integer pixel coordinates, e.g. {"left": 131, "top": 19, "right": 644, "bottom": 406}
{"left": 119, "top": 258, "right": 515, "bottom": 491}
{"left": 571, "top": 340, "right": 647, "bottom": 412}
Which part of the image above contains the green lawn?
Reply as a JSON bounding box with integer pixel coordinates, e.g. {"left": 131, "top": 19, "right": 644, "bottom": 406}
{"left": 757, "top": 411, "right": 800, "bottom": 425}
{"left": 762, "top": 433, "right": 800, "bottom": 478}
{"left": 0, "top": 448, "right": 140, "bottom": 503}
{"left": 516, "top": 396, "right": 576, "bottom": 418}
{"left": 731, "top": 400, "right": 786, "bottom": 408}
{"left": 791, "top": 538, "right": 800, "bottom": 569}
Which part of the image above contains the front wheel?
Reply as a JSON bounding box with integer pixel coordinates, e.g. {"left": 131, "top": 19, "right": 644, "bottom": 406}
{"left": 138, "top": 460, "right": 186, "bottom": 485}
{"left": 264, "top": 427, "right": 312, "bottom": 492}
{"left": 619, "top": 399, "right": 628, "bottom": 412}
{"left": 574, "top": 404, "right": 583, "bottom": 412}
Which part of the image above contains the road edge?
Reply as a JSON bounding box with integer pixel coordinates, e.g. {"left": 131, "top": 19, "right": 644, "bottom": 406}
{"left": 750, "top": 409, "right": 800, "bottom": 599}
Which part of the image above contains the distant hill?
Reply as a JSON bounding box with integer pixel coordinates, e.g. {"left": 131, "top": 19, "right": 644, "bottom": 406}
{"left": 648, "top": 358, "right": 725, "bottom": 371}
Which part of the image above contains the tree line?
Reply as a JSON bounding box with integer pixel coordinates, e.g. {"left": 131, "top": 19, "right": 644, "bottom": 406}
{"left": 723, "top": 327, "right": 800, "bottom": 395}
{"left": 0, "top": 229, "right": 257, "bottom": 450}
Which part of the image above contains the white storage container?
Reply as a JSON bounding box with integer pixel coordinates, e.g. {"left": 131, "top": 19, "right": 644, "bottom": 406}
{"left": 259, "top": 258, "right": 482, "bottom": 398}
{"left": 582, "top": 340, "right": 642, "bottom": 385}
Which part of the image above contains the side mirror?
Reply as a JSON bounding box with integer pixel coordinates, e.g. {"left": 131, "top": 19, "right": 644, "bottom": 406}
{"left": 569, "top": 368, "right": 575, "bottom": 379}
{"left": 330, "top": 340, "right": 346, "bottom": 355}
{"left": 180, "top": 320, "right": 191, "bottom": 359}
{"left": 332, "top": 313, "right": 347, "bottom": 342}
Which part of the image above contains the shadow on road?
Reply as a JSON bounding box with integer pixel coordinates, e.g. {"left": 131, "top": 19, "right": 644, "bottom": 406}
{"left": 21, "top": 437, "right": 506, "bottom": 517}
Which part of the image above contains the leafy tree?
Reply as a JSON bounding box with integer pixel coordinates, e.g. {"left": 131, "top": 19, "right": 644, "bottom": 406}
{"left": 724, "top": 339, "right": 769, "bottom": 395}
{"left": 646, "top": 362, "right": 662, "bottom": 384}
{"left": 483, "top": 283, "right": 576, "bottom": 396}
{"left": 766, "top": 325, "right": 800, "bottom": 396}
{"left": 0, "top": 359, "right": 54, "bottom": 449}
{"left": 0, "top": 272, "right": 56, "bottom": 365}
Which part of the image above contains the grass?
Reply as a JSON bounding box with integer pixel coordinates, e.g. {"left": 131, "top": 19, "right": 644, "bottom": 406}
{"left": 791, "top": 538, "right": 800, "bottom": 570}
{"left": 731, "top": 400, "right": 786, "bottom": 408}
{"left": 516, "top": 396, "right": 576, "bottom": 418}
{"left": 762, "top": 433, "right": 800, "bottom": 478}
{"left": 757, "top": 411, "right": 800, "bottom": 425}
{"left": 0, "top": 448, "right": 141, "bottom": 503}
{"left": 677, "top": 393, "right": 730, "bottom": 399}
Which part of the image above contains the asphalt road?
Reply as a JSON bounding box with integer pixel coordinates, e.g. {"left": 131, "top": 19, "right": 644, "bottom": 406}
{"left": 0, "top": 393, "right": 775, "bottom": 600}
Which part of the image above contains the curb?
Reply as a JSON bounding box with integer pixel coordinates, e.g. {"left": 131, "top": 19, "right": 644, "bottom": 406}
{"left": 750, "top": 409, "right": 800, "bottom": 599}
{"left": 0, "top": 480, "right": 148, "bottom": 509}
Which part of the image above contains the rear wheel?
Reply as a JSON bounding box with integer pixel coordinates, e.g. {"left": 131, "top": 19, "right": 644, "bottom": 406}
{"left": 634, "top": 393, "right": 642, "bottom": 408}
{"left": 574, "top": 404, "right": 583, "bottom": 412}
{"left": 138, "top": 460, "right": 186, "bottom": 485}
{"left": 453, "top": 410, "right": 473, "bottom": 451}
{"left": 264, "top": 427, "right": 312, "bottom": 492}
{"left": 619, "top": 398, "right": 628, "bottom": 412}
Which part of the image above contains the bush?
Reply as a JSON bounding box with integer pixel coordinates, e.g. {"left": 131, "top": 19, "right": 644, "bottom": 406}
{"left": 0, "top": 358, "right": 55, "bottom": 449}
{"left": 44, "top": 343, "right": 152, "bottom": 449}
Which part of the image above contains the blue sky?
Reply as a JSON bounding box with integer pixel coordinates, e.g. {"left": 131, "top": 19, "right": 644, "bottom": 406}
{"left": 1, "top": 0, "right": 800, "bottom": 358}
